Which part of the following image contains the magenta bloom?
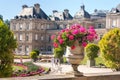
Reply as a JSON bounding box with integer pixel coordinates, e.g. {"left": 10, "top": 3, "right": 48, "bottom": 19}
{"left": 82, "top": 42, "right": 87, "bottom": 47}
{"left": 53, "top": 42, "right": 58, "bottom": 48}
{"left": 71, "top": 24, "right": 81, "bottom": 29}
{"left": 52, "top": 23, "right": 97, "bottom": 50}
{"left": 57, "top": 35, "right": 61, "bottom": 40}
{"left": 51, "top": 35, "right": 56, "bottom": 40}
{"left": 88, "top": 28, "right": 96, "bottom": 34}
{"left": 59, "top": 39, "right": 64, "bottom": 44}
{"left": 80, "top": 27, "right": 86, "bottom": 33}
{"left": 72, "top": 29, "right": 79, "bottom": 35}
{"left": 87, "top": 35, "right": 94, "bottom": 41}
{"left": 61, "top": 29, "right": 65, "bottom": 32}
{"left": 69, "top": 35, "right": 74, "bottom": 40}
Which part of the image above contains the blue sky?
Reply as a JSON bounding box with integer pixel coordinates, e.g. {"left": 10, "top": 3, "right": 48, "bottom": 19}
{"left": 0, "top": 0, "right": 120, "bottom": 20}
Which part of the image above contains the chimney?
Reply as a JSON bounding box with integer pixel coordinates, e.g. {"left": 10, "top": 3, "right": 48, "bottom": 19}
{"left": 22, "top": 5, "right": 28, "bottom": 9}
{"left": 34, "top": 3, "right": 40, "bottom": 14}
{"left": 64, "top": 9, "right": 69, "bottom": 14}
{"left": 53, "top": 10, "right": 58, "bottom": 13}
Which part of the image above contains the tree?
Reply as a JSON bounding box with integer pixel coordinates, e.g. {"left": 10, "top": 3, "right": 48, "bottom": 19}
{"left": 0, "top": 20, "right": 17, "bottom": 77}
{"left": 4, "top": 19, "right": 10, "bottom": 28}
{"left": 0, "top": 15, "right": 3, "bottom": 21}
{"left": 99, "top": 28, "right": 120, "bottom": 70}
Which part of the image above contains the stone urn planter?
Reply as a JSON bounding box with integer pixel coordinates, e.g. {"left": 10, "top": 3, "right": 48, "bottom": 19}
{"left": 66, "top": 40, "right": 84, "bottom": 77}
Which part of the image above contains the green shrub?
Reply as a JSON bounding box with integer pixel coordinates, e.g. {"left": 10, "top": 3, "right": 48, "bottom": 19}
{"left": 54, "top": 46, "right": 64, "bottom": 58}
{"left": 30, "top": 51, "right": 38, "bottom": 61}
{"left": 85, "top": 43, "right": 99, "bottom": 60}
{"left": 99, "top": 28, "right": 120, "bottom": 70}
{"left": 32, "top": 49, "right": 40, "bottom": 56}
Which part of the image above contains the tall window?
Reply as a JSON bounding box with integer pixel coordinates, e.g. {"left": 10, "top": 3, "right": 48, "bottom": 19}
{"left": 41, "top": 36, "right": 44, "bottom": 40}
{"left": 19, "top": 45, "right": 22, "bottom": 53}
{"left": 40, "top": 46, "right": 43, "bottom": 51}
{"left": 35, "top": 34, "right": 38, "bottom": 40}
{"left": 26, "top": 24, "right": 29, "bottom": 30}
{"left": 25, "top": 46, "right": 29, "bottom": 54}
{"left": 47, "top": 24, "right": 49, "bottom": 29}
{"left": 13, "top": 25, "right": 16, "bottom": 30}
{"left": 19, "top": 24, "right": 23, "bottom": 30}
{"left": 48, "top": 46, "right": 51, "bottom": 51}
{"left": 112, "top": 20, "right": 116, "bottom": 27}
{"left": 19, "top": 34, "right": 22, "bottom": 41}
{"left": 41, "top": 25, "right": 44, "bottom": 29}
{"left": 98, "top": 24, "right": 102, "bottom": 28}
{"left": 48, "top": 35, "right": 51, "bottom": 42}
{"left": 26, "top": 34, "right": 29, "bottom": 41}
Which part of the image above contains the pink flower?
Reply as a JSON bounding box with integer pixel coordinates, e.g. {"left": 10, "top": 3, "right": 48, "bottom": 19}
{"left": 71, "top": 45, "right": 76, "bottom": 49}
{"left": 69, "top": 35, "right": 74, "bottom": 40}
{"left": 80, "top": 27, "right": 86, "bottom": 33}
{"left": 53, "top": 42, "right": 58, "bottom": 48}
{"left": 59, "top": 39, "right": 64, "bottom": 44}
{"left": 72, "top": 29, "right": 79, "bottom": 35}
{"left": 88, "top": 28, "right": 96, "bottom": 34}
{"left": 82, "top": 42, "right": 87, "bottom": 47}
{"left": 70, "top": 24, "right": 81, "bottom": 29}
{"left": 61, "top": 29, "right": 65, "bottom": 32}
{"left": 51, "top": 35, "right": 56, "bottom": 40}
{"left": 57, "top": 35, "right": 61, "bottom": 40}
{"left": 87, "top": 35, "right": 94, "bottom": 41}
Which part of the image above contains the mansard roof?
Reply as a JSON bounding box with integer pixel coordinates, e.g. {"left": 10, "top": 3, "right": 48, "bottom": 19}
{"left": 110, "top": 3, "right": 120, "bottom": 13}
{"left": 91, "top": 9, "right": 108, "bottom": 19}
{"left": 15, "top": 3, "right": 50, "bottom": 20}
{"left": 50, "top": 9, "right": 73, "bottom": 21}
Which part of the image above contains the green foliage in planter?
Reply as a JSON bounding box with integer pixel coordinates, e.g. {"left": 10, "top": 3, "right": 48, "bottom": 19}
{"left": 0, "top": 20, "right": 17, "bottom": 77}
{"left": 32, "top": 49, "right": 40, "bottom": 56}
{"left": 85, "top": 43, "right": 99, "bottom": 60}
{"left": 54, "top": 46, "right": 64, "bottom": 58}
{"left": 99, "top": 28, "right": 120, "bottom": 70}
{"left": 30, "top": 51, "right": 38, "bottom": 60}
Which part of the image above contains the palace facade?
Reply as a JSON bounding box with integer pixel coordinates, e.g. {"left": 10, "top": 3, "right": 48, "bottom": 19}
{"left": 10, "top": 3, "right": 120, "bottom": 55}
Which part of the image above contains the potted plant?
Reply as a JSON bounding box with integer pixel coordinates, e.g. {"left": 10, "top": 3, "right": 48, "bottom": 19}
{"left": 51, "top": 24, "right": 97, "bottom": 76}
{"left": 85, "top": 43, "right": 99, "bottom": 67}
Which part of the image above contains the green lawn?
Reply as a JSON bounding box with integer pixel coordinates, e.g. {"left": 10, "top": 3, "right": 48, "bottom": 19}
{"left": 12, "top": 65, "right": 25, "bottom": 71}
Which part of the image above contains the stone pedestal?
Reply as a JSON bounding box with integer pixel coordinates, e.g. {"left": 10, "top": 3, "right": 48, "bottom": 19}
{"left": 66, "top": 40, "right": 84, "bottom": 77}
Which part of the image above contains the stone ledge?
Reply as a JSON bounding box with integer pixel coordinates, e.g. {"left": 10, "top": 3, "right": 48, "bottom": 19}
{"left": 38, "top": 72, "right": 120, "bottom": 80}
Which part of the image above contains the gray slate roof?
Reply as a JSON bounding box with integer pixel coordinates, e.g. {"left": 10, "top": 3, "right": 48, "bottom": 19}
{"left": 111, "top": 3, "right": 120, "bottom": 13}
{"left": 15, "top": 3, "right": 50, "bottom": 20}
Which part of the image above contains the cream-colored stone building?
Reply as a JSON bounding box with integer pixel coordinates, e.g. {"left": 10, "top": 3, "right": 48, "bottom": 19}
{"left": 106, "top": 4, "right": 120, "bottom": 29}
{"left": 10, "top": 3, "right": 112, "bottom": 55}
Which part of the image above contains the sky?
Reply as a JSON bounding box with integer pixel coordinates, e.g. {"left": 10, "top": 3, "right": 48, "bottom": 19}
{"left": 0, "top": 0, "right": 120, "bottom": 20}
